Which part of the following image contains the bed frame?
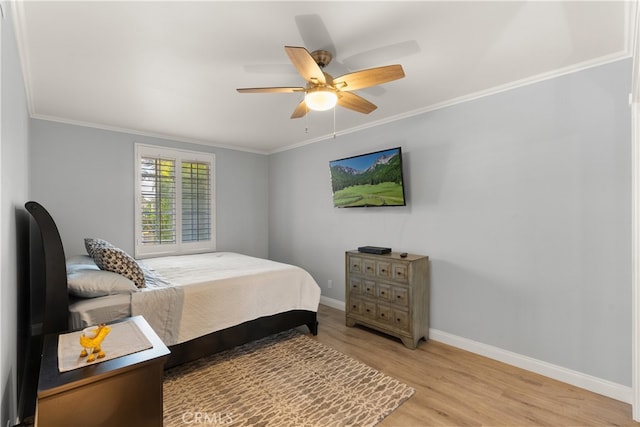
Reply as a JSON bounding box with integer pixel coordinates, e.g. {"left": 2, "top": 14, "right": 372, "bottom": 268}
{"left": 25, "top": 201, "right": 319, "bottom": 369}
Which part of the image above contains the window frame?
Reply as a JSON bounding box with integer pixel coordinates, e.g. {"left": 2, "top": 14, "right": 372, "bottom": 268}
{"left": 134, "top": 143, "right": 216, "bottom": 258}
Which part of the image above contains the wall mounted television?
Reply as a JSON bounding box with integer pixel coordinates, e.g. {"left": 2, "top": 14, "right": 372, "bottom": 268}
{"left": 329, "top": 146, "right": 406, "bottom": 208}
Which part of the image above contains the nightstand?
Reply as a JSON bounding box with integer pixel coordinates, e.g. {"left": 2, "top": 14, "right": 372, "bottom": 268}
{"left": 36, "top": 315, "right": 170, "bottom": 427}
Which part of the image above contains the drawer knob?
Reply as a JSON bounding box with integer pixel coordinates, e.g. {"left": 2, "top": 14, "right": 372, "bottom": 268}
{"left": 381, "top": 269, "right": 386, "bottom": 272}
{"left": 381, "top": 291, "right": 385, "bottom": 295}
{"left": 381, "top": 313, "right": 385, "bottom": 317}
{"left": 366, "top": 309, "right": 371, "bottom": 313}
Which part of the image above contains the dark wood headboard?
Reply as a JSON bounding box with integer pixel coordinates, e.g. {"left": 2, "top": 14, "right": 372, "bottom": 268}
{"left": 18, "top": 201, "right": 71, "bottom": 422}
{"left": 25, "top": 201, "right": 69, "bottom": 335}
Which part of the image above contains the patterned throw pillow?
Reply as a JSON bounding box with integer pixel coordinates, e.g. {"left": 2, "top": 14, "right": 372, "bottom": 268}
{"left": 84, "top": 238, "right": 115, "bottom": 257}
{"left": 92, "top": 246, "right": 146, "bottom": 288}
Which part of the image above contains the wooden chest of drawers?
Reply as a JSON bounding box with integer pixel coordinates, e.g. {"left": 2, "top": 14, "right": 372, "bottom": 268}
{"left": 345, "top": 250, "right": 429, "bottom": 349}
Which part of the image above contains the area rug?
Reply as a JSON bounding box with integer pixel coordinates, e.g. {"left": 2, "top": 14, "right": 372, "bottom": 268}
{"left": 163, "top": 329, "right": 414, "bottom": 426}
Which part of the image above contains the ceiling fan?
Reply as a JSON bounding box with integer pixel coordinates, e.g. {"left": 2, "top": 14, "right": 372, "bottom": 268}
{"left": 236, "top": 46, "right": 405, "bottom": 119}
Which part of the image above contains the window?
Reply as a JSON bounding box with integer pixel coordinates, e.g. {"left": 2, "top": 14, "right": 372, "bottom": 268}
{"left": 135, "top": 144, "right": 215, "bottom": 258}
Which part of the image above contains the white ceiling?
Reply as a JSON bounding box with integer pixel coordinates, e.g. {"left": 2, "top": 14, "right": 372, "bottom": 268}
{"left": 13, "top": 1, "right": 634, "bottom": 154}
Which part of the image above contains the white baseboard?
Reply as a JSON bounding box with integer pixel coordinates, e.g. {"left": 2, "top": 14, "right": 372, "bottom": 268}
{"left": 429, "top": 329, "right": 632, "bottom": 404}
{"left": 320, "top": 296, "right": 345, "bottom": 311}
{"left": 317, "top": 300, "right": 631, "bottom": 403}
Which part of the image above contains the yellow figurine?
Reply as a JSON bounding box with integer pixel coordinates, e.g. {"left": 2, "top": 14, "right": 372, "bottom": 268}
{"left": 79, "top": 324, "right": 111, "bottom": 362}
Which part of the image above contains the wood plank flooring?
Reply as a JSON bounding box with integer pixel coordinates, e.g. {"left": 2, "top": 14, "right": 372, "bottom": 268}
{"left": 311, "top": 304, "right": 639, "bottom": 426}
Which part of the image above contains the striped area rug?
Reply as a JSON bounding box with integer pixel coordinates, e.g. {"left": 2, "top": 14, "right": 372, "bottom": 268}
{"left": 163, "top": 329, "right": 414, "bottom": 426}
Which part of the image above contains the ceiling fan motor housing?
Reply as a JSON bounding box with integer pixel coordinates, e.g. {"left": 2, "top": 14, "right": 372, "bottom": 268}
{"left": 310, "top": 50, "right": 333, "bottom": 68}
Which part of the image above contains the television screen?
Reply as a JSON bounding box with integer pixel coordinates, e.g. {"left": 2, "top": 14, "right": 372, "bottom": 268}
{"left": 329, "top": 147, "right": 406, "bottom": 208}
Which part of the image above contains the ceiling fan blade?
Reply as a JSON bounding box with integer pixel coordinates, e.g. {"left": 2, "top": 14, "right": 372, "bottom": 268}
{"left": 236, "top": 87, "right": 304, "bottom": 93}
{"left": 334, "top": 65, "right": 405, "bottom": 92}
{"left": 290, "top": 100, "right": 308, "bottom": 119}
{"left": 284, "top": 46, "right": 326, "bottom": 84}
{"left": 294, "top": 14, "right": 336, "bottom": 57}
{"left": 291, "top": 99, "right": 309, "bottom": 119}
{"left": 337, "top": 92, "right": 377, "bottom": 114}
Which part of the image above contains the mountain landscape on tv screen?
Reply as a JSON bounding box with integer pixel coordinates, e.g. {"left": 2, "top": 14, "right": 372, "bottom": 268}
{"left": 330, "top": 149, "right": 405, "bottom": 207}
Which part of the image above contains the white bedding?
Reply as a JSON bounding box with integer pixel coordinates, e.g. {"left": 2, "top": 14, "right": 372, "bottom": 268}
{"left": 139, "top": 252, "right": 320, "bottom": 345}
{"left": 76, "top": 252, "right": 320, "bottom": 346}
{"left": 69, "top": 293, "right": 131, "bottom": 328}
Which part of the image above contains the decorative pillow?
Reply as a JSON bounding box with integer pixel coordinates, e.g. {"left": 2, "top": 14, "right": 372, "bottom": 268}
{"left": 84, "top": 238, "right": 115, "bottom": 258}
{"left": 93, "top": 246, "right": 146, "bottom": 288}
{"left": 67, "top": 269, "right": 138, "bottom": 298}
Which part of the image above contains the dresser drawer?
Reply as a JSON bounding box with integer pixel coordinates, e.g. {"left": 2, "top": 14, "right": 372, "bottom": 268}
{"left": 377, "top": 261, "right": 392, "bottom": 278}
{"left": 363, "top": 259, "right": 376, "bottom": 276}
{"left": 377, "top": 304, "right": 393, "bottom": 323}
{"left": 362, "top": 301, "right": 376, "bottom": 319}
{"left": 349, "top": 278, "right": 362, "bottom": 294}
{"left": 392, "top": 263, "right": 409, "bottom": 282}
{"left": 363, "top": 280, "right": 376, "bottom": 297}
{"left": 348, "top": 297, "right": 363, "bottom": 315}
{"left": 349, "top": 256, "right": 363, "bottom": 274}
{"left": 392, "top": 309, "right": 410, "bottom": 331}
{"left": 377, "top": 283, "right": 392, "bottom": 301}
{"left": 392, "top": 286, "right": 409, "bottom": 307}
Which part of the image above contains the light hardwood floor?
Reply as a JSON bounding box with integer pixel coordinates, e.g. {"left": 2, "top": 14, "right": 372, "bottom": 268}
{"left": 311, "top": 304, "right": 639, "bottom": 426}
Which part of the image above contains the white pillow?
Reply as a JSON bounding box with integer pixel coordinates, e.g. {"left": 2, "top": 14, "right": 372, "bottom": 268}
{"left": 66, "top": 255, "right": 98, "bottom": 268}
{"left": 67, "top": 268, "right": 138, "bottom": 298}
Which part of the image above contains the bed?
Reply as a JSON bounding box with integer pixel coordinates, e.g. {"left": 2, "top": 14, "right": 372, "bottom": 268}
{"left": 25, "top": 201, "right": 320, "bottom": 369}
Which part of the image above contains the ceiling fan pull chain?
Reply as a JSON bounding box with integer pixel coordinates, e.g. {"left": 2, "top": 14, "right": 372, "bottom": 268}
{"left": 334, "top": 105, "right": 338, "bottom": 139}
{"left": 305, "top": 102, "right": 310, "bottom": 133}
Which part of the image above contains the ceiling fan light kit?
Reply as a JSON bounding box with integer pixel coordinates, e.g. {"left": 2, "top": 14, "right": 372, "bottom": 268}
{"left": 237, "top": 45, "right": 405, "bottom": 119}
{"left": 304, "top": 86, "right": 337, "bottom": 111}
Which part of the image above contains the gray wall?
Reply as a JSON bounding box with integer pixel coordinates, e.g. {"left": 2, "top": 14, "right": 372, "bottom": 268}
{"left": 1, "top": 2, "right": 31, "bottom": 425}
{"left": 30, "top": 120, "right": 269, "bottom": 259}
{"left": 269, "top": 59, "right": 632, "bottom": 386}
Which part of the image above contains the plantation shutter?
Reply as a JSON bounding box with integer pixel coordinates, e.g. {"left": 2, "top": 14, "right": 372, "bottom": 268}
{"left": 182, "top": 161, "right": 211, "bottom": 242}
{"left": 140, "top": 157, "right": 177, "bottom": 244}
{"left": 135, "top": 144, "right": 216, "bottom": 258}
